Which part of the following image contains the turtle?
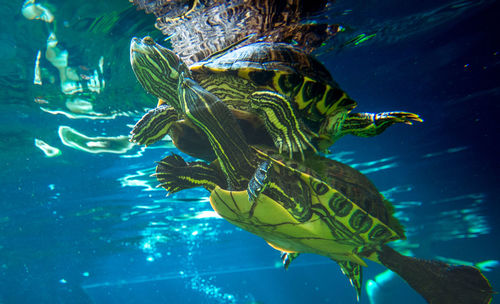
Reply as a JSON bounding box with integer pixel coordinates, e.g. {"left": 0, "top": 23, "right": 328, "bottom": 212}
{"left": 154, "top": 74, "right": 493, "bottom": 303}
{"left": 129, "top": 36, "right": 422, "bottom": 160}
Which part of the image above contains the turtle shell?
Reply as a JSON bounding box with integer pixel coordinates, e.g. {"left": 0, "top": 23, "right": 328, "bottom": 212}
{"left": 209, "top": 150, "right": 405, "bottom": 265}
{"left": 190, "top": 42, "right": 335, "bottom": 86}
{"left": 190, "top": 42, "right": 357, "bottom": 132}
{"left": 256, "top": 147, "right": 403, "bottom": 233}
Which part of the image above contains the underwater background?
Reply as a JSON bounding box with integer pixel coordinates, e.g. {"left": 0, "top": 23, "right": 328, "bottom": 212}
{"left": 1, "top": 0, "right": 499, "bottom": 303}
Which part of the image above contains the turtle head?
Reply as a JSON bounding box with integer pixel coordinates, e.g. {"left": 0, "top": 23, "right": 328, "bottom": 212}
{"left": 130, "top": 36, "right": 190, "bottom": 110}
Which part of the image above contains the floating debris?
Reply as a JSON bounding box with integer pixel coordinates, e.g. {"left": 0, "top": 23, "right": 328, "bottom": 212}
{"left": 34, "top": 138, "right": 61, "bottom": 157}
{"left": 58, "top": 126, "right": 134, "bottom": 154}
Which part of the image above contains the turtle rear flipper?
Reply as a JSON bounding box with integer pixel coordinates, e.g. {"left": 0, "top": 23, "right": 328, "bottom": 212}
{"left": 378, "top": 245, "right": 494, "bottom": 304}
{"left": 155, "top": 154, "right": 226, "bottom": 193}
{"left": 338, "top": 260, "right": 363, "bottom": 301}
{"left": 130, "top": 105, "right": 178, "bottom": 146}
{"left": 281, "top": 252, "right": 300, "bottom": 270}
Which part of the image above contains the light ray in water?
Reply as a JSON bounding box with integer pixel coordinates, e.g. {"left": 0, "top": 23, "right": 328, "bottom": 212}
{"left": 396, "top": 192, "right": 491, "bottom": 241}
{"left": 381, "top": 185, "right": 413, "bottom": 201}
{"left": 351, "top": 156, "right": 396, "bottom": 169}
{"left": 434, "top": 256, "right": 499, "bottom": 272}
{"left": 325, "top": 150, "right": 355, "bottom": 164}
{"left": 326, "top": 151, "right": 399, "bottom": 174}
{"left": 392, "top": 201, "right": 422, "bottom": 209}
{"left": 432, "top": 207, "right": 490, "bottom": 240}
{"left": 81, "top": 260, "right": 331, "bottom": 289}
{"left": 58, "top": 126, "right": 134, "bottom": 154}
{"left": 359, "top": 163, "right": 398, "bottom": 174}
{"left": 430, "top": 193, "right": 485, "bottom": 205}
{"left": 422, "top": 146, "right": 468, "bottom": 158}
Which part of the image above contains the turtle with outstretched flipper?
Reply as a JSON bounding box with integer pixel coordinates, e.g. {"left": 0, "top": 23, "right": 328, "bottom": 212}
{"left": 129, "top": 36, "right": 421, "bottom": 160}
{"left": 153, "top": 74, "right": 493, "bottom": 303}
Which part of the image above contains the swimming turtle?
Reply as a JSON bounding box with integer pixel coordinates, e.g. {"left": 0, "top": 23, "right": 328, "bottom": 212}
{"left": 129, "top": 36, "right": 422, "bottom": 160}
{"left": 154, "top": 75, "right": 492, "bottom": 303}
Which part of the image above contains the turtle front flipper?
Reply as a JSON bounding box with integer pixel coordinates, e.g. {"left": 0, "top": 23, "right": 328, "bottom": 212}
{"left": 249, "top": 91, "right": 318, "bottom": 160}
{"left": 376, "top": 244, "right": 493, "bottom": 304}
{"left": 335, "top": 111, "right": 423, "bottom": 140}
{"left": 155, "top": 153, "right": 226, "bottom": 193}
{"left": 130, "top": 104, "right": 179, "bottom": 146}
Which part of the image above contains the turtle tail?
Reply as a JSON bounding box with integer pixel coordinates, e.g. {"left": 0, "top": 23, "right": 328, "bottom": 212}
{"left": 377, "top": 245, "right": 494, "bottom": 304}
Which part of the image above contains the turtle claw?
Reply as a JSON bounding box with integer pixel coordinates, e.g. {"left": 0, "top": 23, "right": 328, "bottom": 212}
{"left": 247, "top": 161, "right": 272, "bottom": 203}
{"left": 374, "top": 112, "right": 423, "bottom": 125}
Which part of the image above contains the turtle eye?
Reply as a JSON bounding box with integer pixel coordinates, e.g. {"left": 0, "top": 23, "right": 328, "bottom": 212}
{"left": 142, "top": 36, "right": 155, "bottom": 45}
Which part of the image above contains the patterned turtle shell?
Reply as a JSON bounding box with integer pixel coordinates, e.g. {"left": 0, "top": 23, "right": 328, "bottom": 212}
{"left": 208, "top": 149, "right": 406, "bottom": 262}
{"left": 190, "top": 42, "right": 357, "bottom": 124}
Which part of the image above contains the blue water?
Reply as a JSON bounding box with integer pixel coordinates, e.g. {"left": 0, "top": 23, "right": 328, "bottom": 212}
{"left": 1, "top": 1, "right": 499, "bottom": 303}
